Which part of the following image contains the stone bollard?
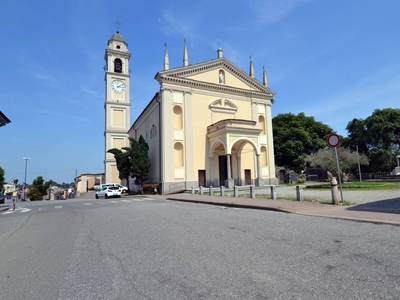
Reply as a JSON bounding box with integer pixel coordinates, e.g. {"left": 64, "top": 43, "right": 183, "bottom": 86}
{"left": 296, "top": 186, "right": 304, "bottom": 201}
{"left": 270, "top": 186, "right": 277, "bottom": 199}
{"left": 250, "top": 185, "right": 256, "bottom": 198}
{"left": 331, "top": 178, "right": 339, "bottom": 205}
{"left": 200, "top": 186, "right": 204, "bottom": 195}
{"left": 220, "top": 186, "right": 225, "bottom": 197}
{"left": 234, "top": 186, "right": 239, "bottom": 197}
{"left": 209, "top": 186, "right": 213, "bottom": 196}
{"left": 191, "top": 186, "right": 195, "bottom": 195}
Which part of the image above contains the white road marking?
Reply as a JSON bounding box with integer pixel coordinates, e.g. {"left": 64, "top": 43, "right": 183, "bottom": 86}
{"left": 39, "top": 208, "right": 47, "bottom": 210}
{"left": 133, "top": 199, "right": 145, "bottom": 202}
{"left": 109, "top": 200, "right": 119, "bottom": 203}
{"left": 83, "top": 203, "right": 93, "bottom": 205}
{"left": 55, "top": 206, "right": 62, "bottom": 208}
{"left": 145, "top": 198, "right": 155, "bottom": 200}
{"left": 120, "top": 200, "right": 131, "bottom": 202}
{"left": 20, "top": 208, "right": 31, "bottom": 213}
{"left": 2, "top": 211, "right": 14, "bottom": 214}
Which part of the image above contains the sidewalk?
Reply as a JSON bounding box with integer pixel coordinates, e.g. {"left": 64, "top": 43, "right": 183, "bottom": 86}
{"left": 159, "top": 194, "right": 400, "bottom": 226}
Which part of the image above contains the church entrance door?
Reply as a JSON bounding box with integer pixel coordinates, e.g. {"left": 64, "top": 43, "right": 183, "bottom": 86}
{"left": 218, "top": 156, "right": 228, "bottom": 186}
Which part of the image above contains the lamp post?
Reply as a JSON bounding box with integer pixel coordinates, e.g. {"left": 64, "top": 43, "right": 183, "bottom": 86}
{"left": 23, "top": 157, "right": 30, "bottom": 201}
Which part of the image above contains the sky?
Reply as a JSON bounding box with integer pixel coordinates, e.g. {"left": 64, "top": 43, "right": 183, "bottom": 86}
{"left": 1, "top": 0, "right": 399, "bottom": 184}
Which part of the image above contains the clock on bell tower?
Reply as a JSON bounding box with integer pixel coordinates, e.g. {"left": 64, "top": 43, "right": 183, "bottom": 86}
{"left": 104, "top": 31, "right": 131, "bottom": 184}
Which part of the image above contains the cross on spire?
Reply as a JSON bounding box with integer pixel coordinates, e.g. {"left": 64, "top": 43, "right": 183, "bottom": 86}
{"left": 115, "top": 20, "right": 122, "bottom": 32}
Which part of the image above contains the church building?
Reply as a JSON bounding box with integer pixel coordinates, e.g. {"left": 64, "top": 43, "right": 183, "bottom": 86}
{"left": 104, "top": 31, "right": 277, "bottom": 194}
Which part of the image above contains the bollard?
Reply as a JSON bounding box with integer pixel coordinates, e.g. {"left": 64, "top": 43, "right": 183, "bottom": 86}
{"left": 220, "top": 186, "right": 225, "bottom": 197}
{"left": 209, "top": 186, "right": 213, "bottom": 196}
{"left": 331, "top": 178, "right": 339, "bottom": 205}
{"left": 250, "top": 185, "right": 256, "bottom": 198}
{"left": 296, "top": 186, "right": 303, "bottom": 201}
{"left": 270, "top": 186, "right": 277, "bottom": 199}
{"left": 200, "top": 186, "right": 204, "bottom": 195}
{"left": 234, "top": 186, "right": 239, "bottom": 197}
{"left": 191, "top": 186, "right": 195, "bottom": 195}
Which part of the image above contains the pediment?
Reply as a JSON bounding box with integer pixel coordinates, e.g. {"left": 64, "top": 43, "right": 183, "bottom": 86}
{"left": 155, "top": 58, "right": 275, "bottom": 97}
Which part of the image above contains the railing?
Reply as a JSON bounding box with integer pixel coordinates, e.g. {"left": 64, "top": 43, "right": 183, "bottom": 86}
{"left": 360, "top": 172, "right": 391, "bottom": 180}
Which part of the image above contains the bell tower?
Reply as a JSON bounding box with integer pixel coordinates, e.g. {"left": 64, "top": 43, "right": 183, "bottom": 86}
{"left": 104, "top": 31, "right": 131, "bottom": 183}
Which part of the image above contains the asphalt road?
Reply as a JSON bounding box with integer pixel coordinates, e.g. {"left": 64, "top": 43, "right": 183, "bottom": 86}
{"left": 1, "top": 196, "right": 399, "bottom": 299}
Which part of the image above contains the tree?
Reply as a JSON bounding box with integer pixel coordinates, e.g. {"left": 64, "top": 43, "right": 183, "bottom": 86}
{"left": 346, "top": 108, "right": 400, "bottom": 172}
{"left": 129, "top": 135, "right": 150, "bottom": 191}
{"left": 107, "top": 148, "right": 131, "bottom": 192}
{"left": 30, "top": 176, "right": 52, "bottom": 200}
{"left": 107, "top": 135, "right": 150, "bottom": 194}
{"left": 273, "top": 113, "right": 333, "bottom": 172}
{"left": 306, "top": 147, "right": 369, "bottom": 178}
{"left": 0, "top": 167, "right": 4, "bottom": 191}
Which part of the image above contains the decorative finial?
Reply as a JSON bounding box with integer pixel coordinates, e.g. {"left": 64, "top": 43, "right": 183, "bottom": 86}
{"left": 249, "top": 54, "right": 252, "bottom": 61}
{"left": 115, "top": 21, "right": 122, "bottom": 32}
{"left": 164, "top": 42, "right": 167, "bottom": 48}
{"left": 183, "top": 38, "right": 186, "bottom": 44}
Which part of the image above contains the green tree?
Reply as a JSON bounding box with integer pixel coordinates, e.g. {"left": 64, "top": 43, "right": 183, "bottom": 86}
{"left": 273, "top": 113, "right": 333, "bottom": 172}
{"left": 107, "top": 135, "right": 150, "bottom": 193}
{"left": 129, "top": 135, "right": 150, "bottom": 192}
{"left": 27, "top": 186, "right": 43, "bottom": 201}
{"left": 345, "top": 108, "right": 400, "bottom": 172}
{"left": 107, "top": 148, "right": 131, "bottom": 192}
{"left": 0, "top": 167, "right": 4, "bottom": 191}
{"left": 306, "top": 147, "right": 369, "bottom": 178}
{"left": 31, "top": 176, "right": 52, "bottom": 199}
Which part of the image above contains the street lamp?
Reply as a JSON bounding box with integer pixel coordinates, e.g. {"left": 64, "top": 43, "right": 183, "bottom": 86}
{"left": 23, "top": 157, "right": 30, "bottom": 201}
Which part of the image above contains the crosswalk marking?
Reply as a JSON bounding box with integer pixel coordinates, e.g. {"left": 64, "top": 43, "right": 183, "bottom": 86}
{"left": 1, "top": 198, "right": 158, "bottom": 215}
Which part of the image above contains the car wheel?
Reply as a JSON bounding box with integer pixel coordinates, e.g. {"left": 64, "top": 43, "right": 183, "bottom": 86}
{"left": 105, "top": 194, "right": 108, "bottom": 199}
{"left": 95, "top": 194, "right": 99, "bottom": 199}
{"left": 118, "top": 195, "right": 121, "bottom": 198}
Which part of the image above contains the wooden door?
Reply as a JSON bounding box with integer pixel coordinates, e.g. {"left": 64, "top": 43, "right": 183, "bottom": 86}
{"left": 245, "top": 169, "right": 251, "bottom": 185}
{"left": 218, "top": 156, "right": 227, "bottom": 186}
{"left": 198, "top": 170, "right": 206, "bottom": 187}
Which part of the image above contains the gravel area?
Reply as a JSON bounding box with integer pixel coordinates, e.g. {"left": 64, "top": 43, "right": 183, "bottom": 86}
{"left": 275, "top": 185, "right": 400, "bottom": 204}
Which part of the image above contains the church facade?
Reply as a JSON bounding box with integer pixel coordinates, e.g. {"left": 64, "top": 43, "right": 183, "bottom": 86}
{"left": 104, "top": 31, "right": 277, "bottom": 194}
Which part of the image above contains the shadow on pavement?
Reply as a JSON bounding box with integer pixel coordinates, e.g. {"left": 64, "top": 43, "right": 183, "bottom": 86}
{"left": 346, "top": 198, "right": 400, "bottom": 214}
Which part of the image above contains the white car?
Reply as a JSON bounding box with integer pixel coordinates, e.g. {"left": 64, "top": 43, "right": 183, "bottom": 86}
{"left": 95, "top": 186, "right": 122, "bottom": 199}
{"left": 99, "top": 183, "right": 128, "bottom": 193}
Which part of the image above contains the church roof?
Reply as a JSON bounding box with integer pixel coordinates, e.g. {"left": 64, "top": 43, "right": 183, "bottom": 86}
{"left": 108, "top": 31, "right": 127, "bottom": 44}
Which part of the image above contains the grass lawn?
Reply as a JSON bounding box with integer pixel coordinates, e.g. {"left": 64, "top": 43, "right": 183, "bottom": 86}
{"left": 305, "top": 181, "right": 400, "bottom": 191}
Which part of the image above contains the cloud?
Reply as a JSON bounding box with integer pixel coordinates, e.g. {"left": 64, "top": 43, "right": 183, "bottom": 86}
{"left": 158, "top": 9, "right": 196, "bottom": 40}
{"left": 305, "top": 67, "right": 400, "bottom": 118}
{"left": 250, "top": 0, "right": 314, "bottom": 25}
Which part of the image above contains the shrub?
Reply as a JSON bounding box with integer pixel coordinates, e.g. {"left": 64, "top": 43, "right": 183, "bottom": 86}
{"left": 27, "top": 187, "right": 43, "bottom": 201}
{"left": 142, "top": 183, "right": 160, "bottom": 194}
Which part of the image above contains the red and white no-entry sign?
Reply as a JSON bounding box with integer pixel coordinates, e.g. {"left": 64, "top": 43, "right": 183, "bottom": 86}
{"left": 327, "top": 133, "right": 340, "bottom": 148}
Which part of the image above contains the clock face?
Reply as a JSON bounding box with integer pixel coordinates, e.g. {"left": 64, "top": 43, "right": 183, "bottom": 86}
{"left": 111, "top": 80, "right": 126, "bottom": 93}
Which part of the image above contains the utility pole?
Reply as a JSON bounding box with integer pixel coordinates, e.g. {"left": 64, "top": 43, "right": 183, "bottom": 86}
{"left": 23, "top": 157, "right": 30, "bottom": 201}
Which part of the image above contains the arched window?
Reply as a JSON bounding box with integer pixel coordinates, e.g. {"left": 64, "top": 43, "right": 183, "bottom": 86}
{"left": 150, "top": 124, "right": 157, "bottom": 138}
{"left": 258, "top": 115, "right": 266, "bottom": 134}
{"left": 261, "top": 146, "right": 268, "bottom": 166}
{"left": 114, "top": 58, "right": 122, "bottom": 73}
{"left": 174, "top": 142, "right": 184, "bottom": 167}
{"left": 173, "top": 105, "right": 183, "bottom": 129}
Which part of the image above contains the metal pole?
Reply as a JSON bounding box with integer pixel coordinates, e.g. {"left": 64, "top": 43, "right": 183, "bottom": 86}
{"left": 356, "top": 145, "right": 362, "bottom": 182}
{"left": 334, "top": 147, "right": 344, "bottom": 202}
{"left": 23, "top": 157, "right": 30, "bottom": 201}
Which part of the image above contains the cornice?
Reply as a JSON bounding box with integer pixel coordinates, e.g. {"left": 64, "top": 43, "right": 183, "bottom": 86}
{"left": 160, "top": 76, "right": 273, "bottom": 99}
{"left": 156, "top": 58, "right": 276, "bottom": 98}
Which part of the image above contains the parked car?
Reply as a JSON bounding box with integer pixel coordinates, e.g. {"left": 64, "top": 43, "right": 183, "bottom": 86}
{"left": 99, "top": 183, "right": 128, "bottom": 193}
{"left": 95, "top": 186, "right": 122, "bottom": 199}
{"left": 0, "top": 192, "right": 4, "bottom": 204}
